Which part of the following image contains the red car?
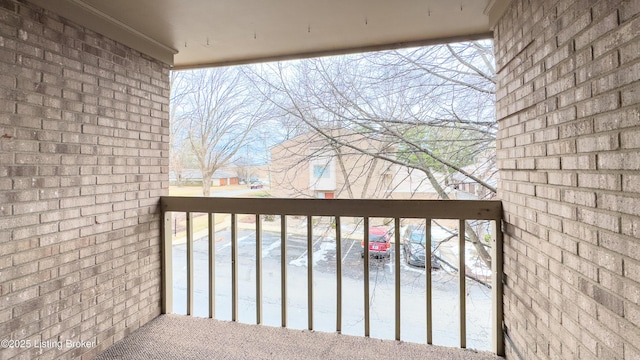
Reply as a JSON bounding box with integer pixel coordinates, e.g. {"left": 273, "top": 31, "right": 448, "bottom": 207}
{"left": 361, "top": 226, "right": 392, "bottom": 259}
{"left": 250, "top": 182, "right": 264, "bottom": 189}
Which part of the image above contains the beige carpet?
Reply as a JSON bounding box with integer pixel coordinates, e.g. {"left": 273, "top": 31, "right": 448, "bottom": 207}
{"left": 95, "top": 315, "right": 502, "bottom": 360}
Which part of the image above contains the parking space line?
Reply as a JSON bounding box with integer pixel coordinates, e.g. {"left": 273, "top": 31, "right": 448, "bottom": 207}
{"left": 342, "top": 240, "right": 356, "bottom": 263}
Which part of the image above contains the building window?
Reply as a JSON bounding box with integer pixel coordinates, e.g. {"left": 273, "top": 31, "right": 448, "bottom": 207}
{"left": 313, "top": 164, "right": 329, "bottom": 178}
{"left": 315, "top": 191, "right": 335, "bottom": 199}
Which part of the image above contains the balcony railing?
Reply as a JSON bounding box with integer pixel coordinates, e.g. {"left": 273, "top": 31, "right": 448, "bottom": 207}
{"left": 160, "top": 197, "right": 504, "bottom": 356}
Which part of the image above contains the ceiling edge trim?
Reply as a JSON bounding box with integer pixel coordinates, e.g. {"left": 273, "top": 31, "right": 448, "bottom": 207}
{"left": 173, "top": 32, "right": 494, "bottom": 70}
{"left": 30, "top": 0, "right": 177, "bottom": 65}
{"left": 484, "top": 0, "right": 512, "bottom": 29}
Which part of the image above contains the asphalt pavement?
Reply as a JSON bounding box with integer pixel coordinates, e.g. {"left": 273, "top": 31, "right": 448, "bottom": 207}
{"left": 169, "top": 226, "right": 494, "bottom": 351}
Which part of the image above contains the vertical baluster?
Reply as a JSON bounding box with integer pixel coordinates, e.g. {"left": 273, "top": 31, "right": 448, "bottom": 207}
{"left": 394, "top": 217, "right": 401, "bottom": 341}
{"left": 187, "top": 212, "right": 194, "bottom": 316}
{"left": 336, "top": 216, "right": 342, "bottom": 333}
{"left": 363, "top": 217, "right": 370, "bottom": 337}
{"left": 209, "top": 213, "right": 215, "bottom": 318}
{"left": 459, "top": 219, "right": 466, "bottom": 348}
{"left": 426, "top": 219, "right": 433, "bottom": 345}
{"left": 256, "top": 214, "right": 263, "bottom": 324}
{"left": 162, "top": 211, "right": 173, "bottom": 314}
{"left": 492, "top": 219, "right": 505, "bottom": 356}
{"left": 281, "top": 215, "right": 287, "bottom": 327}
{"left": 307, "top": 215, "right": 313, "bottom": 330}
{"left": 231, "top": 213, "right": 238, "bottom": 322}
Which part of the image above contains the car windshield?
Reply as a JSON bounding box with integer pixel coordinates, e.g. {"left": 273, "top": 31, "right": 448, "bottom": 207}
{"left": 370, "top": 234, "right": 387, "bottom": 243}
{"left": 409, "top": 232, "right": 425, "bottom": 245}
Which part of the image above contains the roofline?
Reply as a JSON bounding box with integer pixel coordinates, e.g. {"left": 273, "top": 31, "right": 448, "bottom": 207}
{"left": 484, "top": 0, "right": 512, "bottom": 29}
{"left": 30, "top": 0, "right": 508, "bottom": 69}
{"left": 173, "top": 32, "right": 493, "bottom": 70}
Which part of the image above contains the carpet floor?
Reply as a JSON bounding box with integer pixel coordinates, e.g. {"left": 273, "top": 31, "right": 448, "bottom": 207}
{"left": 95, "top": 315, "right": 503, "bottom": 360}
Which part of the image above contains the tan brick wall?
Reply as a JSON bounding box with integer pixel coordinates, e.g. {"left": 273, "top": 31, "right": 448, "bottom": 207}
{"left": 495, "top": 0, "right": 640, "bottom": 359}
{"left": 0, "top": 1, "right": 169, "bottom": 359}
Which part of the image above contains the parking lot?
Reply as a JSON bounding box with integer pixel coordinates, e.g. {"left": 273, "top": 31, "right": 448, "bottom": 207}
{"left": 171, "top": 221, "right": 493, "bottom": 351}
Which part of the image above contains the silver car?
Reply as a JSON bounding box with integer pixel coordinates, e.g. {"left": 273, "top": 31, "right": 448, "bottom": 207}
{"left": 402, "top": 225, "right": 441, "bottom": 269}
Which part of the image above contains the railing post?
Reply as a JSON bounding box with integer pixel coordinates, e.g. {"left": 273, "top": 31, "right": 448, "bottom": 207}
{"left": 363, "top": 217, "right": 370, "bottom": 337}
{"left": 256, "top": 214, "right": 263, "bottom": 325}
{"left": 394, "top": 217, "right": 401, "bottom": 341}
{"left": 307, "top": 216, "right": 313, "bottom": 331}
{"left": 459, "top": 219, "right": 466, "bottom": 349}
{"left": 492, "top": 219, "right": 505, "bottom": 356}
{"left": 425, "top": 219, "right": 432, "bottom": 345}
{"left": 281, "top": 215, "right": 287, "bottom": 328}
{"left": 209, "top": 213, "right": 215, "bottom": 318}
{"left": 161, "top": 210, "right": 173, "bottom": 314}
{"left": 186, "top": 212, "right": 194, "bottom": 316}
{"left": 335, "top": 216, "right": 342, "bottom": 333}
{"left": 231, "top": 213, "right": 238, "bottom": 322}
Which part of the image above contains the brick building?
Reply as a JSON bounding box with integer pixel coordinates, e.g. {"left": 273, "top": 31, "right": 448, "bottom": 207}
{"left": 0, "top": 0, "right": 639, "bottom": 359}
{"left": 270, "top": 131, "right": 442, "bottom": 199}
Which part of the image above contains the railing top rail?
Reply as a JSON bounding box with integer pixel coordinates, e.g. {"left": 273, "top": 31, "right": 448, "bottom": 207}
{"left": 160, "top": 197, "right": 502, "bottom": 220}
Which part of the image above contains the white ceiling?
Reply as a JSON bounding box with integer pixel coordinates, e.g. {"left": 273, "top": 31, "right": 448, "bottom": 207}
{"left": 31, "top": 0, "right": 510, "bottom": 69}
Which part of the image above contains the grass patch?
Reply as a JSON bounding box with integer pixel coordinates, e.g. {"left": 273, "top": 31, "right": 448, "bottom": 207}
{"left": 168, "top": 185, "right": 270, "bottom": 243}
{"left": 170, "top": 213, "right": 230, "bottom": 243}
{"left": 250, "top": 191, "right": 271, "bottom": 198}
{"left": 169, "top": 186, "right": 205, "bottom": 197}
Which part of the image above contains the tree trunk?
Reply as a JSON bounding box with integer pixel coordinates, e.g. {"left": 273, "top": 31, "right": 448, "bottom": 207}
{"left": 333, "top": 145, "right": 354, "bottom": 198}
{"left": 464, "top": 223, "right": 492, "bottom": 268}
{"left": 418, "top": 161, "right": 492, "bottom": 268}
{"left": 359, "top": 157, "right": 378, "bottom": 198}
{"left": 202, "top": 174, "right": 212, "bottom": 197}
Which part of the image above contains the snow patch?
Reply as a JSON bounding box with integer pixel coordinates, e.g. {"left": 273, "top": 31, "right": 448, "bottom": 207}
{"left": 289, "top": 240, "right": 335, "bottom": 267}
{"left": 262, "top": 240, "right": 281, "bottom": 257}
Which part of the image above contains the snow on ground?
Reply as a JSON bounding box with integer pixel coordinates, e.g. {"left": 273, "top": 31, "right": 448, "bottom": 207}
{"left": 289, "top": 238, "right": 335, "bottom": 267}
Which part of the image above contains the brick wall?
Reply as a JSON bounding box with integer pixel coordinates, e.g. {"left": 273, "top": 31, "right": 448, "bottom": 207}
{"left": 495, "top": 0, "right": 640, "bottom": 359}
{"left": 0, "top": 1, "right": 170, "bottom": 359}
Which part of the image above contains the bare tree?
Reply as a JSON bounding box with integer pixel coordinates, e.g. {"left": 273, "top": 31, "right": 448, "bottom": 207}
{"left": 169, "top": 71, "right": 195, "bottom": 186}
{"left": 246, "top": 41, "right": 496, "bottom": 267}
{"left": 232, "top": 155, "right": 253, "bottom": 182}
{"left": 175, "top": 67, "right": 265, "bottom": 196}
